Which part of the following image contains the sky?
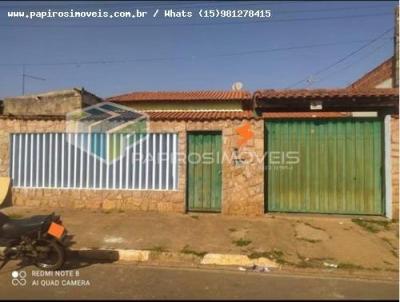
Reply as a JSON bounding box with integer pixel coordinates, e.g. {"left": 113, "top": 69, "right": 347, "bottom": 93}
{"left": 0, "top": 1, "right": 397, "bottom": 99}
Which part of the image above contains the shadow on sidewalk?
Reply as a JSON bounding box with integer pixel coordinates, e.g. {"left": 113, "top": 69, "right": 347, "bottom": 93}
{"left": 64, "top": 250, "right": 119, "bottom": 270}
{"left": 0, "top": 247, "right": 119, "bottom": 273}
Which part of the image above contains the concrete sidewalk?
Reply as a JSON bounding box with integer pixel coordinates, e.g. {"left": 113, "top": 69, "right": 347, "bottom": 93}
{"left": 1, "top": 206, "right": 398, "bottom": 278}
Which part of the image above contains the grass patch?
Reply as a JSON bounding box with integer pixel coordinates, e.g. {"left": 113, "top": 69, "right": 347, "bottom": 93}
{"left": 351, "top": 219, "right": 380, "bottom": 233}
{"left": 228, "top": 228, "right": 237, "bottom": 232}
{"left": 303, "top": 222, "right": 325, "bottom": 231}
{"left": 352, "top": 218, "right": 392, "bottom": 233}
{"left": 232, "top": 238, "right": 252, "bottom": 247}
{"left": 295, "top": 253, "right": 336, "bottom": 268}
{"left": 366, "top": 220, "right": 391, "bottom": 229}
{"left": 180, "top": 245, "right": 207, "bottom": 258}
{"left": 148, "top": 246, "right": 168, "bottom": 253}
{"left": 248, "top": 251, "right": 268, "bottom": 259}
{"left": 297, "top": 238, "right": 321, "bottom": 244}
{"left": 381, "top": 237, "right": 391, "bottom": 244}
{"left": 295, "top": 260, "right": 316, "bottom": 268}
{"left": 7, "top": 213, "right": 24, "bottom": 219}
{"left": 102, "top": 209, "right": 114, "bottom": 214}
{"left": 248, "top": 249, "right": 287, "bottom": 264}
{"left": 381, "top": 237, "right": 397, "bottom": 251}
{"left": 337, "top": 262, "right": 364, "bottom": 270}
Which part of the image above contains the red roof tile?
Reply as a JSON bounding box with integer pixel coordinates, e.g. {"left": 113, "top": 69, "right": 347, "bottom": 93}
{"left": 145, "top": 110, "right": 256, "bottom": 121}
{"left": 262, "top": 112, "right": 352, "bottom": 119}
{"left": 349, "top": 57, "right": 394, "bottom": 89}
{"left": 107, "top": 90, "right": 251, "bottom": 102}
{"left": 254, "top": 88, "right": 399, "bottom": 100}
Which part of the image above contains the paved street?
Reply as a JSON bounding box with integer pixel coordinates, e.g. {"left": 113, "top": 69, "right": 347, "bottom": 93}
{"left": 0, "top": 260, "right": 398, "bottom": 300}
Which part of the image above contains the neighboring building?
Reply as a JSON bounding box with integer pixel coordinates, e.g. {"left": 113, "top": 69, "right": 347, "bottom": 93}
{"left": 2, "top": 88, "right": 101, "bottom": 116}
{"left": 0, "top": 89, "right": 264, "bottom": 216}
{"left": 349, "top": 56, "right": 395, "bottom": 89}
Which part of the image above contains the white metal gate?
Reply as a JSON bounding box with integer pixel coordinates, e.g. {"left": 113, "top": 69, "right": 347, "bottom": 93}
{"left": 10, "top": 133, "right": 178, "bottom": 190}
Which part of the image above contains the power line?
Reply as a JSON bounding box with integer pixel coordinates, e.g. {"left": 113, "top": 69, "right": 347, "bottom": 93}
{"left": 0, "top": 12, "right": 392, "bottom": 28}
{"left": 0, "top": 37, "right": 392, "bottom": 67}
{"left": 306, "top": 39, "right": 392, "bottom": 87}
{"left": 286, "top": 27, "right": 394, "bottom": 88}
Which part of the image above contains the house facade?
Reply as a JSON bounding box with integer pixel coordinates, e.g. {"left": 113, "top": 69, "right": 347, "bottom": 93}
{"left": 0, "top": 68, "right": 398, "bottom": 219}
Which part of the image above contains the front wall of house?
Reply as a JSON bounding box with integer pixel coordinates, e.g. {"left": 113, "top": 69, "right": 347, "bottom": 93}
{"left": 0, "top": 118, "right": 265, "bottom": 216}
{"left": 0, "top": 116, "right": 398, "bottom": 218}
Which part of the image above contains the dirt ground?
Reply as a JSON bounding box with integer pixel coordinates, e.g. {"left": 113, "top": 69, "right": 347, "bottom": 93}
{"left": 1, "top": 206, "right": 399, "bottom": 275}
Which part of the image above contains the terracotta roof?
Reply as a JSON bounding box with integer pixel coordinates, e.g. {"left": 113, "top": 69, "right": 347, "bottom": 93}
{"left": 146, "top": 110, "right": 256, "bottom": 121}
{"left": 262, "top": 112, "right": 352, "bottom": 118}
{"left": 0, "top": 111, "right": 256, "bottom": 121}
{"left": 349, "top": 57, "right": 394, "bottom": 89}
{"left": 107, "top": 90, "right": 251, "bottom": 102}
{"left": 254, "top": 88, "right": 399, "bottom": 100}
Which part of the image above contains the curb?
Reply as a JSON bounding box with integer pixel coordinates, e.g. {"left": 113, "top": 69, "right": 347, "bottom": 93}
{"left": 70, "top": 248, "right": 279, "bottom": 268}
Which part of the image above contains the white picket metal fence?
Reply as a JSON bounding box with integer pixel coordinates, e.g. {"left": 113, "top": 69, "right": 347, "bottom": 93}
{"left": 10, "top": 133, "right": 178, "bottom": 190}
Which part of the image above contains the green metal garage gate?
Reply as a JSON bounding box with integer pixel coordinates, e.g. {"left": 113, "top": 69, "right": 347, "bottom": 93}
{"left": 265, "top": 119, "right": 384, "bottom": 215}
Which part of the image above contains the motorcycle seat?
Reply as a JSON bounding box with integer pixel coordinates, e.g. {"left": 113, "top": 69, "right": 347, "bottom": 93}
{"left": 0, "top": 214, "right": 52, "bottom": 239}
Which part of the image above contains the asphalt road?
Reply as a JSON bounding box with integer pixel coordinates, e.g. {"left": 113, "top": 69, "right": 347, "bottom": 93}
{"left": 0, "top": 260, "right": 398, "bottom": 300}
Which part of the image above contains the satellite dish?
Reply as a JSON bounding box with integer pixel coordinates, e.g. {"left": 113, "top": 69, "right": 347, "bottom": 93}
{"left": 231, "top": 82, "right": 244, "bottom": 91}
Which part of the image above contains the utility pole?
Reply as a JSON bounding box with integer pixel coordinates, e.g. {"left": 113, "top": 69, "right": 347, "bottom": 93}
{"left": 22, "top": 65, "right": 46, "bottom": 95}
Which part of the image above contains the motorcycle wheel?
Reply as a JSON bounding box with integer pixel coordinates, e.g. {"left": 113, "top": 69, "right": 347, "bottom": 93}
{"left": 34, "top": 239, "right": 65, "bottom": 271}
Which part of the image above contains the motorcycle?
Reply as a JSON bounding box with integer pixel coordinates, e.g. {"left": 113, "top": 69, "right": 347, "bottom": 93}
{"left": 0, "top": 211, "right": 67, "bottom": 271}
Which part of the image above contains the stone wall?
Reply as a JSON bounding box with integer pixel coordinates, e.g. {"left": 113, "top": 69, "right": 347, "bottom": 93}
{"left": 1, "top": 116, "right": 398, "bottom": 218}
{"left": 0, "top": 117, "right": 265, "bottom": 216}
{"left": 391, "top": 115, "right": 399, "bottom": 220}
{"left": 149, "top": 119, "right": 265, "bottom": 216}
{"left": 0, "top": 118, "right": 66, "bottom": 176}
